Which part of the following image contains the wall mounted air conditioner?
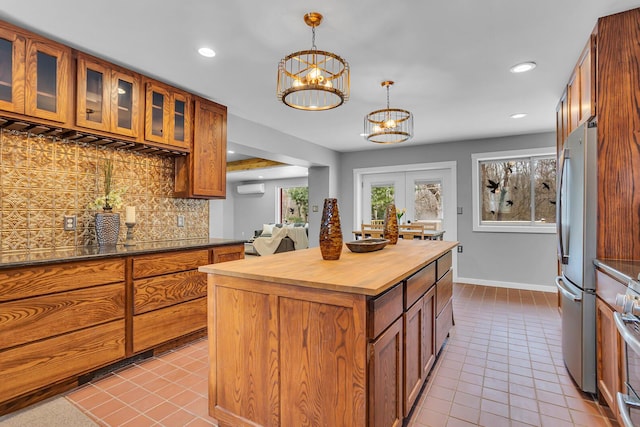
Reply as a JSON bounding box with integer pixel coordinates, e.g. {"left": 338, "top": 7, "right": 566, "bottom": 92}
{"left": 236, "top": 183, "right": 265, "bottom": 195}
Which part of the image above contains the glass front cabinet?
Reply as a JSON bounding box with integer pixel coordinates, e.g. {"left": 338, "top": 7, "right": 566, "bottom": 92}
{"left": 76, "top": 54, "right": 140, "bottom": 137}
{"left": 144, "top": 81, "right": 191, "bottom": 150}
{"left": 0, "top": 24, "right": 70, "bottom": 123}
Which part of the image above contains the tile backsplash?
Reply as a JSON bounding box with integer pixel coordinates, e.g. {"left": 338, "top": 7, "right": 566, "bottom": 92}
{"left": 0, "top": 130, "right": 208, "bottom": 252}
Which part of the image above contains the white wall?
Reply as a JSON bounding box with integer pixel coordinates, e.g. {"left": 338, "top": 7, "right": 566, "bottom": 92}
{"left": 339, "top": 132, "right": 558, "bottom": 291}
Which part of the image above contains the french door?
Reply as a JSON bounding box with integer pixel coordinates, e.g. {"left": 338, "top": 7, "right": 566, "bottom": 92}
{"left": 362, "top": 169, "right": 452, "bottom": 234}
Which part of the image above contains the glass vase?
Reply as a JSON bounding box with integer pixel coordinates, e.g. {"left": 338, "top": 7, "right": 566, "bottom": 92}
{"left": 384, "top": 204, "right": 399, "bottom": 244}
{"left": 319, "top": 198, "right": 343, "bottom": 260}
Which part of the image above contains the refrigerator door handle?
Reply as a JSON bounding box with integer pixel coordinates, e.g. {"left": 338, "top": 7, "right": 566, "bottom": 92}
{"left": 557, "top": 147, "right": 569, "bottom": 264}
{"left": 555, "top": 276, "right": 581, "bottom": 302}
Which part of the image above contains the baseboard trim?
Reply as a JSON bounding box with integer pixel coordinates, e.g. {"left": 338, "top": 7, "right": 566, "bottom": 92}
{"left": 455, "top": 277, "right": 557, "bottom": 293}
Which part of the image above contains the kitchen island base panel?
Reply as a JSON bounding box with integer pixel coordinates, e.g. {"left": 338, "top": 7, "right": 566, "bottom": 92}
{"left": 209, "top": 275, "right": 367, "bottom": 427}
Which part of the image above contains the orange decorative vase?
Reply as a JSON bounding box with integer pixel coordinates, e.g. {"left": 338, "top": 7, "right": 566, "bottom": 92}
{"left": 384, "top": 204, "right": 399, "bottom": 244}
{"left": 319, "top": 198, "right": 343, "bottom": 260}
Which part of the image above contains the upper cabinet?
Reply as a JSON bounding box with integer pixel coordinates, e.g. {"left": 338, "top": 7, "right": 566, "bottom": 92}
{"left": 0, "top": 27, "right": 25, "bottom": 114}
{"left": 76, "top": 54, "right": 141, "bottom": 138}
{"left": 144, "top": 81, "right": 191, "bottom": 150}
{"left": 560, "top": 34, "right": 596, "bottom": 146}
{"left": 0, "top": 21, "right": 70, "bottom": 124}
{"left": 174, "top": 98, "right": 227, "bottom": 198}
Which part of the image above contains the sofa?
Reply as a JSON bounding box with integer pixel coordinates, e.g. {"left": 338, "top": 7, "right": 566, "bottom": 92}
{"left": 250, "top": 223, "right": 309, "bottom": 256}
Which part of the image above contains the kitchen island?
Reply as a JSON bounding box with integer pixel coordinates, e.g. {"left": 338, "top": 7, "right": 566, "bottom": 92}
{"left": 200, "top": 239, "right": 457, "bottom": 427}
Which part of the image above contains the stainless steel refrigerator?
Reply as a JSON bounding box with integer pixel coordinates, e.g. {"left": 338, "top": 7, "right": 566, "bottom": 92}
{"left": 555, "top": 122, "right": 597, "bottom": 394}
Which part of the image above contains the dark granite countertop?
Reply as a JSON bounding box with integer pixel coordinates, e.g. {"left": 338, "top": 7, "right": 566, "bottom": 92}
{"left": 0, "top": 238, "right": 246, "bottom": 269}
{"left": 594, "top": 258, "right": 640, "bottom": 284}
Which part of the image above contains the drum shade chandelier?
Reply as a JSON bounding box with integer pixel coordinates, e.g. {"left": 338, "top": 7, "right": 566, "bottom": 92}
{"left": 277, "top": 12, "right": 350, "bottom": 111}
{"left": 364, "top": 81, "right": 413, "bottom": 144}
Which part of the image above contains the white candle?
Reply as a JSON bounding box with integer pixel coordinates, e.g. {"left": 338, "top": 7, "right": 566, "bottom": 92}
{"left": 126, "top": 206, "right": 136, "bottom": 223}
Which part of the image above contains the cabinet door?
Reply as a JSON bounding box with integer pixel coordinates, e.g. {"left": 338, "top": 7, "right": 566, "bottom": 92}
{"left": 403, "top": 286, "right": 435, "bottom": 417}
{"left": 76, "top": 56, "right": 111, "bottom": 132}
{"left": 170, "top": 91, "right": 191, "bottom": 150}
{"left": 145, "top": 82, "right": 171, "bottom": 144}
{"left": 567, "top": 70, "right": 580, "bottom": 134}
{"left": 111, "top": 69, "right": 140, "bottom": 137}
{"left": 596, "top": 298, "right": 621, "bottom": 415}
{"left": 0, "top": 27, "right": 25, "bottom": 114}
{"left": 369, "top": 316, "right": 403, "bottom": 427}
{"left": 578, "top": 36, "right": 596, "bottom": 125}
{"left": 24, "top": 38, "right": 70, "bottom": 123}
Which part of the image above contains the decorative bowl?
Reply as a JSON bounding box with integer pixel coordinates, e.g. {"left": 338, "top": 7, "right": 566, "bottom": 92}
{"left": 346, "top": 238, "right": 390, "bottom": 253}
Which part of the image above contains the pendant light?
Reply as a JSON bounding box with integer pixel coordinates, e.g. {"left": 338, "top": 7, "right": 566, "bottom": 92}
{"left": 364, "top": 81, "right": 413, "bottom": 144}
{"left": 277, "top": 12, "right": 350, "bottom": 111}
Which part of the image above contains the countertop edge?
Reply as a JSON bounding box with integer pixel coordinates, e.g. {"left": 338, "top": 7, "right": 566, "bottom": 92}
{"left": 594, "top": 258, "right": 637, "bottom": 284}
{"left": 0, "top": 239, "right": 246, "bottom": 269}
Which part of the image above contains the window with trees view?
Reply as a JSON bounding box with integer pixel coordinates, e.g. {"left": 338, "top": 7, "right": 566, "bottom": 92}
{"left": 279, "top": 186, "right": 309, "bottom": 224}
{"left": 472, "top": 148, "right": 556, "bottom": 233}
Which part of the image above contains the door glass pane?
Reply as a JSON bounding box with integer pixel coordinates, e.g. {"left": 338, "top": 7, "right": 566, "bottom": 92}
{"left": 371, "top": 185, "right": 394, "bottom": 220}
{"left": 85, "top": 68, "right": 103, "bottom": 122}
{"left": 36, "top": 51, "right": 57, "bottom": 112}
{"left": 117, "top": 79, "right": 133, "bottom": 129}
{"left": 174, "top": 99, "right": 185, "bottom": 141}
{"left": 534, "top": 158, "right": 557, "bottom": 223}
{"left": 0, "top": 38, "right": 12, "bottom": 102}
{"left": 151, "top": 91, "right": 164, "bottom": 136}
{"left": 414, "top": 181, "right": 442, "bottom": 229}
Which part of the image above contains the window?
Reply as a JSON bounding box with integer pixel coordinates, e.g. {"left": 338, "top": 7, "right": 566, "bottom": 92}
{"left": 279, "top": 186, "right": 308, "bottom": 224}
{"left": 472, "top": 148, "right": 556, "bottom": 233}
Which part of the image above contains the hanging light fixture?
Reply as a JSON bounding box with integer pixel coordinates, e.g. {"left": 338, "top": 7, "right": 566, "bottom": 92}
{"left": 364, "top": 81, "right": 414, "bottom": 144}
{"left": 277, "top": 12, "right": 350, "bottom": 111}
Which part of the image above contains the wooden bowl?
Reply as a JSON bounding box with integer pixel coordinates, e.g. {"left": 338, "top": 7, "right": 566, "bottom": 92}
{"left": 345, "top": 238, "right": 390, "bottom": 253}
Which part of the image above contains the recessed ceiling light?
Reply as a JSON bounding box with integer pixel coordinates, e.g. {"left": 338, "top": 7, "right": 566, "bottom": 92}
{"left": 510, "top": 113, "right": 527, "bottom": 119}
{"left": 198, "top": 47, "right": 216, "bottom": 58}
{"left": 227, "top": 150, "right": 235, "bottom": 154}
{"left": 510, "top": 62, "right": 536, "bottom": 73}
{"left": 258, "top": 175, "right": 264, "bottom": 179}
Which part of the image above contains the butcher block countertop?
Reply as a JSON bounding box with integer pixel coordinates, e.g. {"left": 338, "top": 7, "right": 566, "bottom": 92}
{"left": 199, "top": 239, "right": 457, "bottom": 296}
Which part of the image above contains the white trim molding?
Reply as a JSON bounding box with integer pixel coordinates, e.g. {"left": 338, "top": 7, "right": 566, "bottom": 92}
{"left": 456, "top": 276, "right": 557, "bottom": 293}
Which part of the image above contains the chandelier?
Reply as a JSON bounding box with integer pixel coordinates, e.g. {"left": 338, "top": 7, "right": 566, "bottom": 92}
{"left": 277, "top": 12, "right": 350, "bottom": 111}
{"left": 364, "top": 81, "right": 413, "bottom": 144}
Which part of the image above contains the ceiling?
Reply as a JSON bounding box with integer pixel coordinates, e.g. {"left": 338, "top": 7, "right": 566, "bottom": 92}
{"left": 1, "top": 1, "right": 639, "bottom": 160}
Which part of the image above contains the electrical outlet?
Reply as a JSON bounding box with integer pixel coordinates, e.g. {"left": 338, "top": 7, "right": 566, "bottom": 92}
{"left": 457, "top": 245, "right": 463, "bottom": 253}
{"left": 177, "top": 215, "right": 185, "bottom": 227}
{"left": 312, "top": 205, "right": 319, "bottom": 212}
{"left": 457, "top": 207, "right": 463, "bottom": 215}
{"left": 64, "top": 215, "right": 76, "bottom": 231}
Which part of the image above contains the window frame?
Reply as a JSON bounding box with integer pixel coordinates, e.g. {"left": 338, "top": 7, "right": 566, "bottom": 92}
{"left": 471, "top": 147, "right": 556, "bottom": 234}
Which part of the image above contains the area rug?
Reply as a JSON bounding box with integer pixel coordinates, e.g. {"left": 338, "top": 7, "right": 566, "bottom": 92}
{"left": 0, "top": 397, "right": 97, "bottom": 427}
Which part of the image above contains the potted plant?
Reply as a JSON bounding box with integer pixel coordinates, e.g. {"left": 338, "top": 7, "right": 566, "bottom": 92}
{"left": 90, "top": 159, "right": 126, "bottom": 246}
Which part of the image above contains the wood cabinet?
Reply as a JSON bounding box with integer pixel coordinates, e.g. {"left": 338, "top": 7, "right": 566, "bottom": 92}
{"left": 0, "top": 259, "right": 126, "bottom": 404}
{"left": 76, "top": 53, "right": 141, "bottom": 138}
{"left": 435, "top": 251, "right": 454, "bottom": 353}
{"left": 144, "top": 80, "right": 191, "bottom": 150}
{"left": 370, "top": 316, "right": 403, "bottom": 427}
{"left": 174, "top": 97, "right": 227, "bottom": 198}
{"left": 556, "top": 88, "right": 568, "bottom": 154}
{"left": 0, "top": 21, "right": 70, "bottom": 123}
{"left": 595, "top": 268, "right": 625, "bottom": 420}
{"left": 0, "top": 242, "right": 244, "bottom": 414}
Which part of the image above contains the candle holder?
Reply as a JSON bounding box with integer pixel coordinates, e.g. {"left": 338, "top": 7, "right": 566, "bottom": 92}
{"left": 124, "top": 222, "right": 136, "bottom": 246}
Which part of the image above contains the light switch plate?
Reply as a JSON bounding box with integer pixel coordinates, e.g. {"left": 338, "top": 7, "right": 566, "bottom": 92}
{"left": 177, "top": 215, "right": 185, "bottom": 227}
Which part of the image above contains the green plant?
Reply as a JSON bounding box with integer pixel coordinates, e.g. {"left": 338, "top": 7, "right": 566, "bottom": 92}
{"left": 89, "top": 159, "right": 126, "bottom": 211}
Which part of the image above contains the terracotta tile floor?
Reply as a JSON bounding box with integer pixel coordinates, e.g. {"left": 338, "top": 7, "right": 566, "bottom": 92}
{"left": 63, "top": 283, "right": 619, "bottom": 426}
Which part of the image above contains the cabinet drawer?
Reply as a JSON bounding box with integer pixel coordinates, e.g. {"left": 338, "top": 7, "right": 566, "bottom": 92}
{"left": 596, "top": 269, "right": 628, "bottom": 310}
{"left": 367, "top": 283, "right": 404, "bottom": 339}
{"left": 405, "top": 262, "right": 436, "bottom": 309}
{"left": 0, "top": 319, "right": 125, "bottom": 403}
{"left": 436, "top": 269, "right": 453, "bottom": 315}
{"left": 133, "top": 249, "right": 209, "bottom": 278}
{"left": 0, "top": 283, "right": 125, "bottom": 350}
{"left": 0, "top": 259, "right": 125, "bottom": 302}
{"left": 436, "top": 298, "right": 453, "bottom": 352}
{"left": 133, "top": 270, "right": 206, "bottom": 315}
{"left": 212, "top": 245, "right": 244, "bottom": 263}
{"left": 132, "top": 297, "right": 207, "bottom": 353}
{"left": 436, "top": 251, "right": 452, "bottom": 280}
